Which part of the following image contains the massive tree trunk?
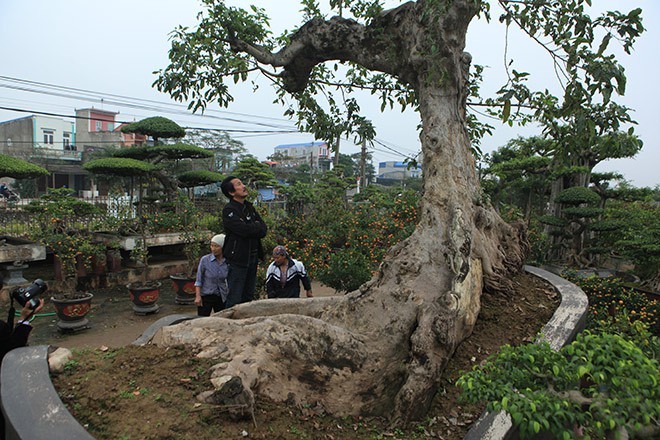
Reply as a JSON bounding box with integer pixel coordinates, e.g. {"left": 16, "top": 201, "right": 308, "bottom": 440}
{"left": 151, "top": 0, "right": 527, "bottom": 423}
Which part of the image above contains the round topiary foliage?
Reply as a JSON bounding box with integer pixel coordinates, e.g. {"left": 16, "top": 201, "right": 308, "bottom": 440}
{"left": 555, "top": 186, "right": 600, "bottom": 206}
{"left": 0, "top": 154, "right": 49, "bottom": 179}
{"left": 83, "top": 157, "right": 156, "bottom": 176}
{"left": 561, "top": 206, "right": 604, "bottom": 218}
{"left": 177, "top": 170, "right": 224, "bottom": 188}
{"left": 120, "top": 116, "right": 186, "bottom": 140}
{"left": 538, "top": 214, "right": 567, "bottom": 227}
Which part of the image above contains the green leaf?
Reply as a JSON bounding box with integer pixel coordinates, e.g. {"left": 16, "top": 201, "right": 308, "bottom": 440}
{"left": 502, "top": 99, "right": 511, "bottom": 122}
{"left": 597, "top": 34, "right": 611, "bottom": 56}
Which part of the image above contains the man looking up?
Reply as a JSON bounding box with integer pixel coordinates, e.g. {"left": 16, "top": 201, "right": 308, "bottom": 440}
{"left": 220, "top": 176, "right": 267, "bottom": 308}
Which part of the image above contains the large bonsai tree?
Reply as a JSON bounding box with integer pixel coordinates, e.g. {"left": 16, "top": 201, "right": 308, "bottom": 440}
{"left": 85, "top": 116, "right": 216, "bottom": 201}
{"left": 151, "top": 0, "right": 643, "bottom": 422}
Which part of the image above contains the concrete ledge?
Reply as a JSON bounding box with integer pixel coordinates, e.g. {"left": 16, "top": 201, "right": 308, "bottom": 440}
{"left": 464, "top": 265, "right": 589, "bottom": 440}
{"left": 132, "top": 314, "right": 198, "bottom": 346}
{"left": 1, "top": 345, "right": 94, "bottom": 440}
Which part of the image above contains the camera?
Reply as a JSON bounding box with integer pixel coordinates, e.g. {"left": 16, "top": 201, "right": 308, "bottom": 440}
{"left": 12, "top": 279, "right": 47, "bottom": 309}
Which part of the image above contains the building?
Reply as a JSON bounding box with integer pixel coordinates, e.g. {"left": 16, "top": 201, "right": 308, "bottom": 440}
{"left": 75, "top": 108, "right": 146, "bottom": 154}
{"left": 272, "top": 141, "right": 331, "bottom": 171}
{"left": 0, "top": 108, "right": 147, "bottom": 196}
{"left": 0, "top": 114, "right": 85, "bottom": 191}
{"left": 377, "top": 161, "right": 422, "bottom": 182}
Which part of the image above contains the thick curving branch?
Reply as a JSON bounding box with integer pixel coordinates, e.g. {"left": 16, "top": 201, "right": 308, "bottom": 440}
{"left": 227, "top": 4, "right": 421, "bottom": 92}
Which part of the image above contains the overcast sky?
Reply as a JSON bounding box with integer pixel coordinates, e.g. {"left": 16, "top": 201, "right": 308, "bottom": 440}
{"left": 1, "top": 0, "right": 657, "bottom": 187}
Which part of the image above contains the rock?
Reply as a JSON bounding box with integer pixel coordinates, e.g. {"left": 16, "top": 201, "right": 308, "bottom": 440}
{"left": 48, "top": 347, "right": 73, "bottom": 373}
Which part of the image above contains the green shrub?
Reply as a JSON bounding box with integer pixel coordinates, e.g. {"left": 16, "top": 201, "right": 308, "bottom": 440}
{"left": 316, "top": 248, "right": 372, "bottom": 293}
{"left": 458, "top": 331, "right": 660, "bottom": 439}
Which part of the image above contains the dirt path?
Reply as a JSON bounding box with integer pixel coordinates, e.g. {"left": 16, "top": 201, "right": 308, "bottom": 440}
{"left": 28, "top": 281, "right": 338, "bottom": 349}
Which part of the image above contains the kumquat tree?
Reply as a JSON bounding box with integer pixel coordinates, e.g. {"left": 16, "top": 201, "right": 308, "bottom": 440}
{"left": 283, "top": 186, "right": 419, "bottom": 293}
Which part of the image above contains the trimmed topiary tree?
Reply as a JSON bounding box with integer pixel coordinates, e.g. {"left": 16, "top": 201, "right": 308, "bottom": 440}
{"left": 539, "top": 186, "right": 620, "bottom": 267}
{"left": 0, "top": 154, "right": 49, "bottom": 179}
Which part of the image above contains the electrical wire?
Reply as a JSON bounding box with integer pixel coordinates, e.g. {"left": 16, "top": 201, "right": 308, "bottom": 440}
{"left": 0, "top": 75, "right": 418, "bottom": 161}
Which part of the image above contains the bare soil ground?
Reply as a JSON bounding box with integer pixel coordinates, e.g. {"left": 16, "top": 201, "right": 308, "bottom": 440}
{"left": 49, "top": 271, "right": 558, "bottom": 440}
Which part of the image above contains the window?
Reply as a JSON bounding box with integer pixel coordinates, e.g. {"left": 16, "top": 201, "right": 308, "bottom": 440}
{"left": 63, "top": 132, "right": 76, "bottom": 151}
{"left": 95, "top": 121, "right": 102, "bottom": 131}
{"left": 43, "top": 129, "right": 54, "bottom": 145}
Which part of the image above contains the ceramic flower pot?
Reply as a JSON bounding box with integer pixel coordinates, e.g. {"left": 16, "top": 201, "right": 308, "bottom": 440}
{"left": 169, "top": 274, "right": 196, "bottom": 305}
{"left": 50, "top": 292, "right": 93, "bottom": 332}
{"left": 127, "top": 281, "right": 161, "bottom": 315}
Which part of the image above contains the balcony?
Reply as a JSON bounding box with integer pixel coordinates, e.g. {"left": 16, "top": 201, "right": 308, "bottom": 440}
{"left": 32, "top": 147, "right": 83, "bottom": 161}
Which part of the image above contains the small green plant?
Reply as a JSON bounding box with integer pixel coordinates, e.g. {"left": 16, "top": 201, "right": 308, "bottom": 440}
{"left": 129, "top": 238, "right": 149, "bottom": 267}
{"left": 63, "top": 359, "right": 79, "bottom": 371}
{"left": 102, "top": 351, "right": 118, "bottom": 360}
{"left": 288, "top": 425, "right": 307, "bottom": 438}
{"left": 457, "top": 331, "right": 660, "bottom": 439}
{"left": 118, "top": 390, "right": 135, "bottom": 399}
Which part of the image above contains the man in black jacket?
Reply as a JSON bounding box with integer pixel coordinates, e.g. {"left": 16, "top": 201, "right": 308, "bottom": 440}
{"left": 220, "top": 176, "right": 268, "bottom": 308}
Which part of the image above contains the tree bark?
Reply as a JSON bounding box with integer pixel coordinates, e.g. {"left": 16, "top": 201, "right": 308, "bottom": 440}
{"left": 152, "top": 0, "right": 527, "bottom": 423}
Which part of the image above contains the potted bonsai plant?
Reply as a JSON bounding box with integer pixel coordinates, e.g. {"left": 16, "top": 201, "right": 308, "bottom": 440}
{"left": 169, "top": 196, "right": 210, "bottom": 305}
{"left": 50, "top": 290, "right": 94, "bottom": 332}
{"left": 46, "top": 234, "right": 97, "bottom": 332}
{"left": 25, "top": 189, "right": 99, "bottom": 331}
{"left": 82, "top": 116, "right": 217, "bottom": 313}
{"left": 170, "top": 227, "right": 205, "bottom": 305}
{"left": 126, "top": 233, "right": 161, "bottom": 315}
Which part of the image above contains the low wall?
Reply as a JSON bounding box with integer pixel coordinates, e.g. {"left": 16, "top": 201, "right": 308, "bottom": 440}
{"left": 463, "top": 265, "right": 589, "bottom": 440}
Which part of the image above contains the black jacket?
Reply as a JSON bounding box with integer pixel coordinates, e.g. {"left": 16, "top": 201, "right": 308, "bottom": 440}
{"left": 265, "top": 258, "right": 312, "bottom": 299}
{"left": 222, "top": 199, "right": 267, "bottom": 266}
{"left": 0, "top": 321, "right": 31, "bottom": 363}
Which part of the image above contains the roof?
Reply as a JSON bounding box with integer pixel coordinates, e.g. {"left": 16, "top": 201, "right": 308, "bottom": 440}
{"left": 75, "top": 108, "right": 119, "bottom": 116}
{"left": 275, "top": 141, "right": 328, "bottom": 149}
{"left": 379, "top": 161, "right": 422, "bottom": 169}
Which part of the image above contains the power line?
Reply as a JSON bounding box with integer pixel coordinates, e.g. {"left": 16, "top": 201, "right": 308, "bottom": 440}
{"left": 0, "top": 76, "right": 416, "bottom": 161}
{"left": 0, "top": 106, "right": 300, "bottom": 134}
{"left": 0, "top": 76, "right": 298, "bottom": 129}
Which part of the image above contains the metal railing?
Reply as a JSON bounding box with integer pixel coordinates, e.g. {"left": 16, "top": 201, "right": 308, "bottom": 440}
{"left": 0, "top": 195, "right": 293, "bottom": 239}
